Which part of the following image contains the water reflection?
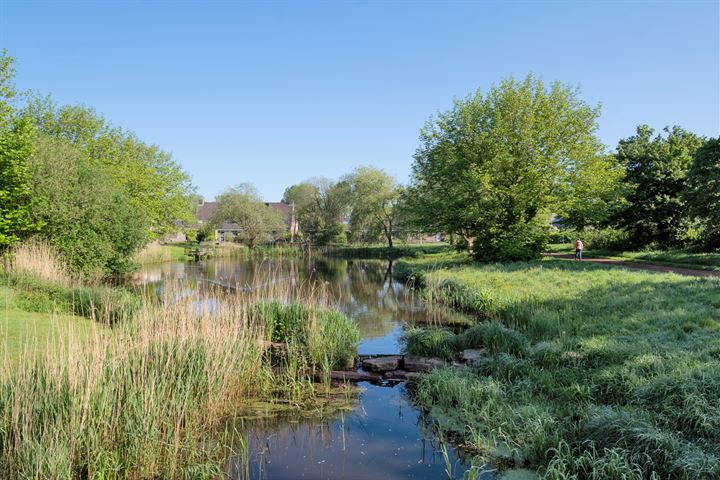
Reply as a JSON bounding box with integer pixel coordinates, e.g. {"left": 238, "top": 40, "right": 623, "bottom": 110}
{"left": 136, "top": 257, "right": 471, "bottom": 355}
{"left": 135, "top": 257, "right": 480, "bottom": 479}
{"left": 227, "top": 383, "right": 492, "bottom": 480}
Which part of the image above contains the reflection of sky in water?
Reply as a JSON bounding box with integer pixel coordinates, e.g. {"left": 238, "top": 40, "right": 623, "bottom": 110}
{"left": 136, "top": 257, "right": 480, "bottom": 479}
{"left": 229, "top": 383, "right": 494, "bottom": 480}
{"left": 136, "top": 257, "right": 471, "bottom": 355}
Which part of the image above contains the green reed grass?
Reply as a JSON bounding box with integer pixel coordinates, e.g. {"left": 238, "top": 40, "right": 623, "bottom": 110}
{"left": 0, "top": 274, "right": 359, "bottom": 478}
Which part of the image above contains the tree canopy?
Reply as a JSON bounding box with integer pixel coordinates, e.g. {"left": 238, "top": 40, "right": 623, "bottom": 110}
{"left": 614, "top": 125, "right": 704, "bottom": 248}
{"left": 685, "top": 137, "right": 720, "bottom": 249}
{"left": 344, "top": 166, "right": 403, "bottom": 248}
{"left": 25, "top": 98, "right": 196, "bottom": 238}
{"left": 211, "top": 184, "right": 286, "bottom": 248}
{"left": 405, "top": 74, "right": 610, "bottom": 260}
{"left": 0, "top": 52, "right": 38, "bottom": 248}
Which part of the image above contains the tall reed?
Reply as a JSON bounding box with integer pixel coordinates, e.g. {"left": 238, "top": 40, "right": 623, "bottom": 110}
{"left": 4, "top": 240, "right": 73, "bottom": 287}
{"left": 0, "top": 275, "right": 359, "bottom": 478}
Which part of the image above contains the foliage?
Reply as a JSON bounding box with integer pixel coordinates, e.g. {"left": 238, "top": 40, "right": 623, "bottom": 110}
{"left": 27, "top": 135, "right": 147, "bottom": 277}
{"left": 561, "top": 154, "right": 626, "bottom": 229}
{"left": 405, "top": 74, "right": 608, "bottom": 261}
{"left": 400, "top": 255, "right": 720, "bottom": 477}
{"left": 573, "top": 227, "right": 629, "bottom": 251}
{"left": 685, "top": 137, "right": 720, "bottom": 250}
{"left": 253, "top": 301, "right": 359, "bottom": 370}
{"left": 344, "top": 166, "right": 403, "bottom": 248}
{"left": 289, "top": 178, "right": 350, "bottom": 245}
{"left": 282, "top": 181, "right": 320, "bottom": 210}
{"left": 614, "top": 125, "right": 704, "bottom": 248}
{"left": 25, "top": 97, "right": 196, "bottom": 239}
{"left": 0, "top": 52, "right": 39, "bottom": 247}
{"left": 210, "top": 184, "right": 287, "bottom": 248}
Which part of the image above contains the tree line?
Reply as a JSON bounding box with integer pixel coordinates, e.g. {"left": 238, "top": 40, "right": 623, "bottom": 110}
{"left": 0, "top": 52, "right": 195, "bottom": 278}
{"left": 402, "top": 74, "right": 718, "bottom": 260}
{"left": 4, "top": 46, "right": 716, "bottom": 267}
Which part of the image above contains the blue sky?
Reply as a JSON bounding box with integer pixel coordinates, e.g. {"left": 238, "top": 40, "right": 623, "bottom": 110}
{"left": 2, "top": 1, "right": 718, "bottom": 201}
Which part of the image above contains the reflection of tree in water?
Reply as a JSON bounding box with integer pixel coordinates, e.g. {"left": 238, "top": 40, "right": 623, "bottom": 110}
{"left": 135, "top": 257, "right": 471, "bottom": 339}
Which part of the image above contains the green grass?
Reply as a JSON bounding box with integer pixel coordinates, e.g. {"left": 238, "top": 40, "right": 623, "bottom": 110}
{"left": 548, "top": 242, "right": 720, "bottom": 272}
{"left": 398, "top": 256, "right": 720, "bottom": 478}
{"left": 0, "top": 286, "right": 97, "bottom": 360}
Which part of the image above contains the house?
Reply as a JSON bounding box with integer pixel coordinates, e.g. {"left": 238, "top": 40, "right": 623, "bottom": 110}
{"left": 196, "top": 200, "right": 299, "bottom": 243}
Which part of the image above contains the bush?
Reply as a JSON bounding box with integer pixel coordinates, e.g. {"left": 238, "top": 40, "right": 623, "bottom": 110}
{"left": 473, "top": 219, "right": 550, "bottom": 262}
{"left": 578, "top": 227, "right": 629, "bottom": 251}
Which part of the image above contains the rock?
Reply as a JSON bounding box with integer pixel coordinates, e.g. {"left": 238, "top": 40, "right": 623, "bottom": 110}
{"left": 383, "top": 369, "right": 411, "bottom": 380}
{"left": 458, "top": 348, "right": 487, "bottom": 365}
{"left": 328, "top": 370, "right": 381, "bottom": 382}
{"left": 362, "top": 355, "right": 402, "bottom": 372}
{"left": 383, "top": 370, "right": 425, "bottom": 383}
{"left": 403, "top": 356, "right": 446, "bottom": 373}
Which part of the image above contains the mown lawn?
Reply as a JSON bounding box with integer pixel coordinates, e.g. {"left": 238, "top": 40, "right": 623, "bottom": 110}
{"left": 0, "top": 286, "right": 97, "bottom": 361}
{"left": 397, "top": 254, "right": 720, "bottom": 478}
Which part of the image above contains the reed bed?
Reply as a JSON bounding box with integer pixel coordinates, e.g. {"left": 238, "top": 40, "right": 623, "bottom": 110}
{"left": 0, "top": 269, "right": 359, "bottom": 479}
{"left": 3, "top": 240, "right": 73, "bottom": 287}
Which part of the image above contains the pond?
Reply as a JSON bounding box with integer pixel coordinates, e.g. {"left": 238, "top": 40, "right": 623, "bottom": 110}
{"left": 136, "top": 256, "right": 493, "bottom": 480}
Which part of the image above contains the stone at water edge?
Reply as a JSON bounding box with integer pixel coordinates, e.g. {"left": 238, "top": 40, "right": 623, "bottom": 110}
{"left": 403, "top": 356, "right": 447, "bottom": 373}
{"left": 362, "top": 355, "right": 402, "bottom": 372}
{"left": 383, "top": 370, "right": 424, "bottom": 383}
{"left": 458, "top": 348, "right": 487, "bottom": 365}
{"left": 328, "top": 370, "right": 382, "bottom": 382}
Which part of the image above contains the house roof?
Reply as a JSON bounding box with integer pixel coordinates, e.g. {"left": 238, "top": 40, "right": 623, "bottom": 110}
{"left": 196, "top": 201, "right": 293, "bottom": 223}
{"left": 197, "top": 201, "right": 218, "bottom": 222}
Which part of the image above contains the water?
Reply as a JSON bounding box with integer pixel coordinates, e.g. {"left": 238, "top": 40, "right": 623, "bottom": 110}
{"left": 137, "top": 256, "right": 490, "bottom": 480}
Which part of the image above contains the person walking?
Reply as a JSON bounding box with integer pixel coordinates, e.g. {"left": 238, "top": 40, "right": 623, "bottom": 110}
{"left": 575, "top": 239, "right": 584, "bottom": 260}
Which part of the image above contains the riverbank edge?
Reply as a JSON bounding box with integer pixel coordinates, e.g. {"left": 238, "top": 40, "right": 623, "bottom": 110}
{"left": 391, "top": 252, "right": 720, "bottom": 479}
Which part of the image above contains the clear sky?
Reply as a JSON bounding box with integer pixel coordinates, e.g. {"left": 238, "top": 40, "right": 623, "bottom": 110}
{"left": 2, "top": 1, "right": 718, "bottom": 201}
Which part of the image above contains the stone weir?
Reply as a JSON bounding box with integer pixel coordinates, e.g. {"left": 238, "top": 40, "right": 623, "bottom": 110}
{"left": 326, "top": 349, "right": 487, "bottom": 384}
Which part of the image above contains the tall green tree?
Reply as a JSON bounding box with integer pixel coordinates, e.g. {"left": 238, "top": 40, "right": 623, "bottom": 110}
{"left": 25, "top": 98, "right": 195, "bottom": 238}
{"left": 614, "top": 125, "right": 704, "bottom": 248}
{"left": 282, "top": 182, "right": 319, "bottom": 210}
{"left": 285, "top": 178, "right": 350, "bottom": 246}
{"left": 685, "top": 137, "right": 720, "bottom": 250}
{"left": 561, "top": 154, "right": 626, "bottom": 230}
{"left": 0, "top": 52, "right": 38, "bottom": 248}
{"left": 28, "top": 135, "right": 147, "bottom": 277}
{"left": 406, "top": 74, "right": 605, "bottom": 260}
{"left": 211, "top": 184, "right": 286, "bottom": 248}
{"left": 345, "top": 166, "right": 403, "bottom": 248}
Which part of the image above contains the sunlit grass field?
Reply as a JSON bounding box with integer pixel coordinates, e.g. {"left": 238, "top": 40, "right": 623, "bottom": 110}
{"left": 397, "top": 254, "right": 720, "bottom": 478}
{"left": 548, "top": 242, "right": 720, "bottom": 272}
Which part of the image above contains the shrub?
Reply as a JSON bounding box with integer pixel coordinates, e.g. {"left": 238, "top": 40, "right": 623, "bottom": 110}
{"left": 578, "top": 227, "right": 629, "bottom": 251}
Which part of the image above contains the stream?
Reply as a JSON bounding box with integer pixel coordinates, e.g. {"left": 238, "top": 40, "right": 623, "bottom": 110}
{"left": 136, "top": 256, "right": 494, "bottom": 479}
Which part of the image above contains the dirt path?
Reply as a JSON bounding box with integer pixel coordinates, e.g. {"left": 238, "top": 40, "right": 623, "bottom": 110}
{"left": 545, "top": 253, "right": 720, "bottom": 279}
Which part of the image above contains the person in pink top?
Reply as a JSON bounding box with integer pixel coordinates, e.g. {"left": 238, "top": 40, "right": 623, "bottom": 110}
{"left": 575, "top": 239, "right": 584, "bottom": 260}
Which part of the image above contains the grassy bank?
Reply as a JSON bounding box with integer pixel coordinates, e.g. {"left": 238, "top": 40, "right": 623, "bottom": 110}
{"left": 396, "top": 253, "right": 720, "bottom": 478}
{"left": 548, "top": 243, "right": 720, "bottom": 272}
{"left": 319, "top": 242, "right": 452, "bottom": 259}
